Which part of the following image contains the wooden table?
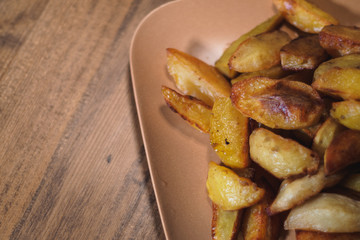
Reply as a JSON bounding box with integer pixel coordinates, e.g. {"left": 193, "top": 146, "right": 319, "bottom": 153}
{"left": 0, "top": 0, "right": 170, "bottom": 239}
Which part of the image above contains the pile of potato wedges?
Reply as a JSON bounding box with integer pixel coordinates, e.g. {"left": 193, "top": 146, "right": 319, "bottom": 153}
{"left": 161, "top": 0, "right": 360, "bottom": 239}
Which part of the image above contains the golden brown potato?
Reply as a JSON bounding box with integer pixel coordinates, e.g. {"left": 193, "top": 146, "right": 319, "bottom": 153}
{"left": 273, "top": 0, "right": 338, "bottom": 33}
{"left": 312, "top": 117, "right": 345, "bottom": 158}
{"left": 330, "top": 100, "right": 360, "bottom": 131}
{"left": 161, "top": 86, "right": 212, "bottom": 133}
{"left": 231, "top": 65, "right": 290, "bottom": 85}
{"left": 211, "top": 203, "right": 242, "bottom": 240}
{"left": 341, "top": 173, "right": 360, "bottom": 192}
{"left": 267, "top": 166, "right": 344, "bottom": 215}
{"left": 284, "top": 193, "right": 360, "bottom": 232}
{"left": 324, "top": 130, "right": 360, "bottom": 175}
{"left": 210, "top": 98, "right": 250, "bottom": 169}
{"left": 296, "top": 230, "right": 360, "bottom": 240}
{"left": 215, "top": 13, "right": 284, "bottom": 78}
{"left": 231, "top": 77, "right": 324, "bottom": 129}
{"left": 320, "top": 25, "right": 360, "bottom": 57}
{"left": 249, "top": 128, "right": 319, "bottom": 179}
{"left": 166, "top": 48, "right": 231, "bottom": 106}
{"left": 312, "top": 54, "right": 360, "bottom": 100}
{"left": 242, "top": 185, "right": 280, "bottom": 240}
{"left": 229, "top": 30, "right": 291, "bottom": 73}
{"left": 206, "top": 162, "right": 265, "bottom": 210}
{"left": 280, "top": 35, "right": 329, "bottom": 71}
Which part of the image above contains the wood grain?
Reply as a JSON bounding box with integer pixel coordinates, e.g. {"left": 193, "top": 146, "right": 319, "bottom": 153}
{"left": 0, "top": 0, "right": 170, "bottom": 239}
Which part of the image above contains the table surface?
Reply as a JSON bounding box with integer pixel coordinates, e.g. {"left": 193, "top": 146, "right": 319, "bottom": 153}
{"left": 0, "top": 0, "right": 171, "bottom": 239}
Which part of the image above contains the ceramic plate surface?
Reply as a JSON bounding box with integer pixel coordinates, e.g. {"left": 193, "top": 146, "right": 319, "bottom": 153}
{"left": 130, "top": 1, "right": 360, "bottom": 239}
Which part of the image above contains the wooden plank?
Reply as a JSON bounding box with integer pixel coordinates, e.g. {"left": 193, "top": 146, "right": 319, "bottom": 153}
{"left": 0, "top": 0, "right": 169, "bottom": 238}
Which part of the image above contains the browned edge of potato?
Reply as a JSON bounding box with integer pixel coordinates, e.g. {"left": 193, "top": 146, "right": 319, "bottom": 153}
{"left": 231, "top": 77, "right": 324, "bottom": 129}
{"left": 161, "top": 86, "right": 212, "bottom": 133}
{"left": 324, "top": 129, "right": 360, "bottom": 175}
{"left": 320, "top": 25, "right": 360, "bottom": 57}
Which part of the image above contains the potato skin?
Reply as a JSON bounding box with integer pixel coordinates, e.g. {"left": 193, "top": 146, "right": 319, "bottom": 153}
{"left": 249, "top": 128, "right": 320, "bottom": 179}
{"left": 330, "top": 100, "right": 360, "bottom": 131}
{"left": 229, "top": 30, "right": 291, "bottom": 73}
{"left": 324, "top": 130, "right": 360, "bottom": 175}
{"left": 215, "top": 13, "right": 284, "bottom": 78}
{"left": 280, "top": 35, "right": 329, "bottom": 71}
{"left": 161, "top": 86, "right": 212, "bottom": 133}
{"left": 312, "top": 54, "right": 360, "bottom": 100}
{"left": 231, "top": 77, "right": 324, "bottom": 129}
{"left": 320, "top": 25, "right": 360, "bottom": 57}
{"left": 285, "top": 193, "right": 360, "bottom": 233}
{"left": 273, "top": 0, "right": 338, "bottom": 33}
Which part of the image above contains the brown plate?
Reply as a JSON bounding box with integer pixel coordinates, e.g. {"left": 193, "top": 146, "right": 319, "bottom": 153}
{"left": 130, "top": 0, "right": 360, "bottom": 239}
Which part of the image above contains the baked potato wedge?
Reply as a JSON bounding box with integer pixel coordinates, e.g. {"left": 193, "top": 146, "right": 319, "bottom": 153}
{"left": 284, "top": 193, "right": 360, "bottom": 232}
{"left": 242, "top": 185, "right": 280, "bottom": 240}
{"left": 330, "top": 100, "right": 360, "bottom": 131}
{"left": 280, "top": 35, "right": 328, "bottom": 71}
{"left": 296, "top": 230, "right": 360, "bottom": 240}
{"left": 267, "top": 166, "right": 344, "bottom": 215}
{"left": 166, "top": 48, "right": 231, "bottom": 106}
{"left": 229, "top": 30, "right": 291, "bottom": 73}
{"left": 206, "top": 162, "right": 265, "bottom": 211}
{"left": 231, "top": 77, "right": 324, "bottom": 129}
{"left": 273, "top": 0, "right": 338, "bottom": 33}
{"left": 324, "top": 130, "right": 360, "bottom": 175}
{"left": 249, "top": 128, "right": 319, "bottom": 179}
{"left": 231, "top": 65, "right": 290, "bottom": 85}
{"left": 341, "top": 173, "right": 360, "bottom": 192}
{"left": 212, "top": 203, "right": 242, "bottom": 240}
{"left": 312, "top": 54, "right": 360, "bottom": 100}
{"left": 312, "top": 117, "right": 345, "bottom": 158}
{"left": 320, "top": 25, "right": 360, "bottom": 57}
{"left": 161, "top": 86, "right": 212, "bottom": 133}
{"left": 210, "top": 97, "right": 250, "bottom": 169}
{"left": 215, "top": 13, "right": 284, "bottom": 78}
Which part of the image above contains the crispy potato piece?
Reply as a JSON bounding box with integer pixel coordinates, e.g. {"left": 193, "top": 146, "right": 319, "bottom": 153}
{"left": 280, "top": 35, "right": 328, "bottom": 71}
{"left": 312, "top": 54, "right": 360, "bottom": 100}
{"left": 330, "top": 100, "right": 360, "bottom": 131}
{"left": 320, "top": 25, "right": 360, "bottom": 57}
{"left": 212, "top": 203, "right": 242, "bottom": 240}
{"left": 249, "top": 128, "right": 319, "bottom": 179}
{"left": 229, "top": 30, "right": 291, "bottom": 73}
{"left": 210, "top": 98, "right": 250, "bottom": 169}
{"left": 273, "top": 0, "right": 338, "bottom": 33}
{"left": 161, "top": 86, "right": 212, "bottom": 133}
{"left": 312, "top": 117, "right": 345, "bottom": 158}
{"left": 324, "top": 130, "right": 360, "bottom": 175}
{"left": 206, "top": 162, "right": 265, "bottom": 210}
{"left": 242, "top": 185, "right": 280, "bottom": 240}
{"left": 341, "top": 173, "right": 360, "bottom": 192}
{"left": 166, "top": 48, "right": 231, "bottom": 106}
{"left": 267, "top": 166, "right": 344, "bottom": 215}
{"left": 215, "top": 13, "right": 284, "bottom": 78}
{"left": 231, "top": 77, "right": 324, "bottom": 129}
{"left": 296, "top": 230, "right": 360, "bottom": 240}
{"left": 284, "top": 193, "right": 360, "bottom": 232}
{"left": 231, "top": 65, "right": 290, "bottom": 85}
